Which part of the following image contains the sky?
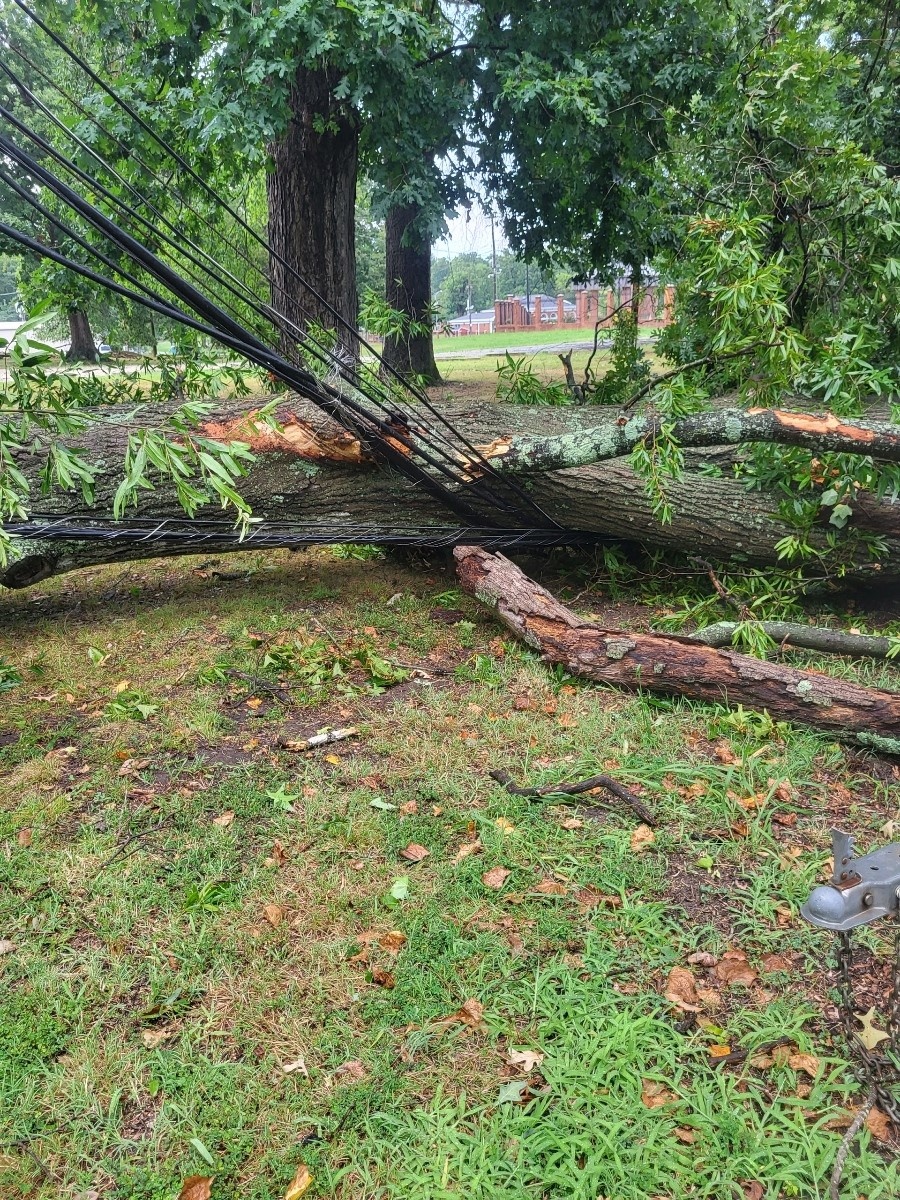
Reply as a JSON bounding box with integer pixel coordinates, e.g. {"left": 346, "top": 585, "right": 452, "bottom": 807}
{"left": 434, "top": 199, "right": 506, "bottom": 260}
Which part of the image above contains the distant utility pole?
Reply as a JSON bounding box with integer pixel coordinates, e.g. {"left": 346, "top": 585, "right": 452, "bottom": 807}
{"left": 490, "top": 216, "right": 497, "bottom": 302}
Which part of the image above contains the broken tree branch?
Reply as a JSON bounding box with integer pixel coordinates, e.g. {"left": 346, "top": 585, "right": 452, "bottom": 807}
{"left": 454, "top": 546, "right": 900, "bottom": 754}
{"left": 690, "top": 621, "right": 898, "bottom": 659}
{"left": 478, "top": 407, "right": 900, "bottom": 475}
{"left": 489, "top": 767, "right": 655, "bottom": 826}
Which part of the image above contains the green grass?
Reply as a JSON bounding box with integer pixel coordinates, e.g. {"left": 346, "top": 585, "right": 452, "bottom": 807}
{"left": 1, "top": 548, "right": 899, "bottom": 1198}
{"left": 431, "top": 327, "right": 659, "bottom": 354}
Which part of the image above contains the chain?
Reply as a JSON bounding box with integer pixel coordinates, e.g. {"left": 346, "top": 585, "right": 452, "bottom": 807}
{"left": 835, "top": 923, "right": 900, "bottom": 1124}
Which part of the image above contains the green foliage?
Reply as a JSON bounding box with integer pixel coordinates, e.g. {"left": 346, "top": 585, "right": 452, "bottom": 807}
{"left": 495, "top": 353, "right": 570, "bottom": 407}
{"left": 0, "top": 657, "right": 22, "bottom": 693}
{"left": 588, "top": 311, "right": 651, "bottom": 405}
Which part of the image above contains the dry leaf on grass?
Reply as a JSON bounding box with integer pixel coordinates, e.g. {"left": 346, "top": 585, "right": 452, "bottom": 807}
{"left": 212, "top": 811, "right": 235, "bottom": 828}
{"left": 334, "top": 1059, "right": 367, "bottom": 1080}
{"left": 664, "top": 966, "right": 701, "bottom": 1012}
{"left": 263, "top": 904, "right": 284, "bottom": 928}
{"left": 507, "top": 1048, "right": 544, "bottom": 1072}
{"left": 437, "top": 997, "right": 486, "bottom": 1029}
{"left": 574, "top": 886, "right": 621, "bottom": 909}
{"left": 141, "top": 1028, "right": 172, "bottom": 1049}
{"left": 741, "top": 1183, "right": 763, "bottom": 1200}
{"left": 713, "top": 740, "right": 738, "bottom": 764}
{"left": 686, "top": 950, "right": 717, "bottom": 967}
{"left": 178, "top": 1177, "right": 212, "bottom": 1200}
{"left": 505, "top": 930, "right": 525, "bottom": 955}
{"left": 494, "top": 817, "right": 516, "bottom": 834}
{"left": 371, "top": 967, "right": 396, "bottom": 989}
{"left": 0, "top": 939, "right": 15, "bottom": 955}
{"left": 17, "top": 828, "right": 32, "bottom": 848}
{"left": 560, "top": 817, "right": 584, "bottom": 830}
{"left": 283, "top": 1164, "right": 314, "bottom": 1200}
{"left": 398, "top": 800, "right": 418, "bottom": 816}
{"left": 641, "top": 1079, "right": 676, "bottom": 1108}
{"left": 533, "top": 877, "right": 568, "bottom": 896}
{"left": 708, "top": 1044, "right": 732, "bottom": 1058}
{"left": 630, "top": 824, "right": 655, "bottom": 853}
{"left": 400, "top": 843, "right": 430, "bottom": 863}
{"left": 453, "top": 840, "right": 482, "bottom": 864}
{"left": 482, "top": 866, "right": 511, "bottom": 889}
{"left": 760, "top": 952, "right": 792, "bottom": 974}
{"left": 265, "top": 842, "right": 288, "bottom": 867}
{"left": 715, "top": 949, "right": 757, "bottom": 987}
{"left": 674, "top": 1127, "right": 697, "bottom": 1144}
{"left": 866, "top": 1106, "right": 894, "bottom": 1142}
{"left": 379, "top": 930, "right": 407, "bottom": 953}
{"left": 787, "top": 1052, "right": 819, "bottom": 1078}
{"left": 280, "top": 1057, "right": 308, "bottom": 1076}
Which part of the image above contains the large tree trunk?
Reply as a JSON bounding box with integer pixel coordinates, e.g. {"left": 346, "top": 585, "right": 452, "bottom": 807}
{"left": 382, "top": 201, "right": 441, "bottom": 384}
{"left": 454, "top": 546, "right": 900, "bottom": 751}
{"left": 3, "top": 396, "right": 900, "bottom": 590}
{"left": 64, "top": 309, "right": 97, "bottom": 364}
{"left": 267, "top": 66, "right": 359, "bottom": 352}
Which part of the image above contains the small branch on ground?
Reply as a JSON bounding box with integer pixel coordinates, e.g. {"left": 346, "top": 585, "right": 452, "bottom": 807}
{"left": 691, "top": 621, "right": 898, "bottom": 659}
{"left": 489, "top": 768, "right": 655, "bottom": 826}
{"left": 691, "top": 557, "right": 752, "bottom": 621}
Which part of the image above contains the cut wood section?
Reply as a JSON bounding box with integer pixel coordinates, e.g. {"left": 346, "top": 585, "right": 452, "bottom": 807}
{"left": 454, "top": 546, "right": 900, "bottom": 748}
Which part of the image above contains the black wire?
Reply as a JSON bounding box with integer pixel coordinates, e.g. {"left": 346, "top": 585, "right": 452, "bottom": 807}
{"left": 3, "top": 0, "right": 561, "bottom": 529}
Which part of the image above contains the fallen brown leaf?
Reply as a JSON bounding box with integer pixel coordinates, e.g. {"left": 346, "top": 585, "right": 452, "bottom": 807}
{"left": 371, "top": 967, "right": 396, "bottom": 989}
{"left": 760, "top": 952, "right": 792, "bottom": 974}
{"left": 507, "top": 1047, "right": 544, "bottom": 1072}
{"left": 453, "top": 840, "right": 482, "bottom": 864}
{"left": 741, "top": 1183, "right": 763, "bottom": 1200}
{"left": 445, "top": 997, "right": 486, "bottom": 1029}
{"left": 866, "top": 1106, "right": 894, "bottom": 1142}
{"left": 141, "top": 1028, "right": 172, "bottom": 1049}
{"left": 265, "top": 841, "right": 288, "bottom": 868}
{"left": 400, "top": 843, "right": 430, "bottom": 863}
{"left": 0, "top": 939, "right": 15, "bottom": 955}
{"left": 708, "top": 1044, "right": 732, "bottom": 1058}
{"left": 482, "top": 866, "right": 511, "bottom": 889}
{"left": 212, "top": 811, "right": 235, "bottom": 828}
{"left": 17, "top": 828, "right": 32, "bottom": 848}
{"left": 334, "top": 1059, "right": 367, "bottom": 1080}
{"left": 283, "top": 1164, "right": 314, "bottom": 1200}
{"left": 686, "top": 951, "right": 717, "bottom": 967}
{"left": 280, "top": 1057, "right": 308, "bottom": 1076}
{"left": 641, "top": 1079, "right": 676, "bottom": 1109}
{"left": 715, "top": 949, "right": 757, "bottom": 987}
{"left": 533, "top": 877, "right": 568, "bottom": 896}
{"left": 178, "top": 1177, "right": 212, "bottom": 1200}
{"left": 505, "top": 930, "right": 525, "bottom": 955}
{"left": 713, "top": 740, "right": 738, "bottom": 764}
{"left": 577, "top": 886, "right": 621, "bottom": 908}
{"left": 674, "top": 1127, "right": 697, "bottom": 1144}
{"left": 379, "top": 930, "right": 407, "bottom": 953}
{"left": 664, "top": 966, "right": 701, "bottom": 1012}
{"left": 560, "top": 817, "right": 584, "bottom": 830}
{"left": 630, "top": 824, "right": 655, "bottom": 853}
{"left": 787, "top": 1052, "right": 819, "bottom": 1078}
{"left": 494, "top": 817, "right": 516, "bottom": 834}
{"left": 263, "top": 904, "right": 284, "bottom": 928}
{"left": 398, "top": 800, "right": 418, "bottom": 816}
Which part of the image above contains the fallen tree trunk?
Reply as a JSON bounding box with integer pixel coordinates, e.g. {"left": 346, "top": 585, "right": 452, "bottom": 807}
{"left": 453, "top": 546, "right": 900, "bottom": 751}
{"left": 3, "top": 395, "right": 900, "bottom": 589}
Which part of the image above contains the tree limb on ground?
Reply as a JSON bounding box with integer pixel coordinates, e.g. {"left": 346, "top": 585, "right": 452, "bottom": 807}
{"left": 4, "top": 395, "right": 900, "bottom": 589}
{"left": 454, "top": 546, "right": 900, "bottom": 753}
{"left": 691, "top": 621, "right": 897, "bottom": 659}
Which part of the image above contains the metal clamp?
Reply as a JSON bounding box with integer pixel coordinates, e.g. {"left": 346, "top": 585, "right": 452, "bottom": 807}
{"left": 801, "top": 829, "right": 900, "bottom": 932}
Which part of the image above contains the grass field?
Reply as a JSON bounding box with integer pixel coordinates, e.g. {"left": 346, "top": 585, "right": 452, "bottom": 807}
{"left": 431, "top": 327, "right": 660, "bottom": 354}
{"left": 1, "top": 547, "right": 899, "bottom": 1199}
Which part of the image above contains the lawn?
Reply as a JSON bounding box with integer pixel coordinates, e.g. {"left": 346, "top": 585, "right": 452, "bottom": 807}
{"left": 431, "top": 327, "right": 658, "bottom": 354}
{"left": 1, "top": 547, "right": 899, "bottom": 1200}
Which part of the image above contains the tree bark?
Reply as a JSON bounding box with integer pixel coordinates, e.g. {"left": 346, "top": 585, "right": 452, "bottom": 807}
{"left": 454, "top": 546, "right": 900, "bottom": 751}
{"left": 65, "top": 309, "right": 97, "bottom": 364}
{"left": 267, "top": 66, "right": 359, "bottom": 352}
{"left": 382, "top": 201, "right": 441, "bottom": 384}
{"left": 3, "top": 396, "right": 900, "bottom": 590}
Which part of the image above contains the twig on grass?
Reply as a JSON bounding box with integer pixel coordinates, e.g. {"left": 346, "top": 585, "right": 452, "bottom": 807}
{"left": 489, "top": 768, "right": 655, "bottom": 826}
{"left": 830, "top": 1087, "right": 877, "bottom": 1200}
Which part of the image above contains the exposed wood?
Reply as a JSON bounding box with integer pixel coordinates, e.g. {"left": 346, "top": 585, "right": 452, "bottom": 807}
{"left": 454, "top": 546, "right": 900, "bottom": 752}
